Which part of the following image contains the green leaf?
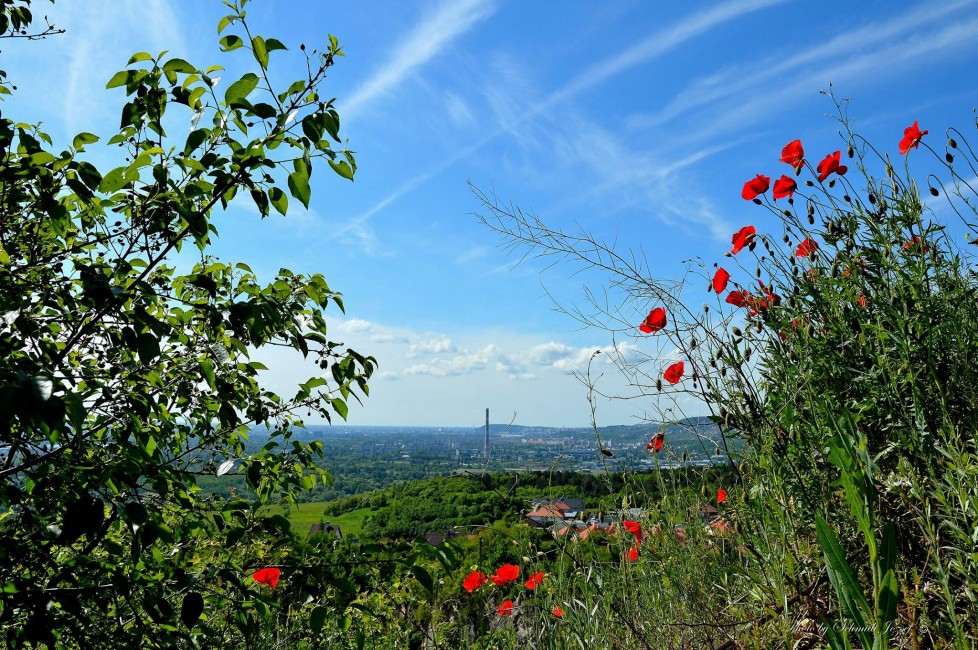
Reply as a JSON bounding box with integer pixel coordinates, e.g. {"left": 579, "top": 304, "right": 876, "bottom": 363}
{"left": 265, "top": 38, "right": 287, "bottom": 52}
{"left": 331, "top": 397, "right": 348, "bottom": 420}
{"left": 72, "top": 132, "right": 99, "bottom": 150}
{"left": 180, "top": 592, "right": 204, "bottom": 631}
{"left": 328, "top": 159, "right": 354, "bottom": 181}
{"left": 251, "top": 35, "right": 268, "bottom": 70}
{"left": 217, "top": 14, "right": 236, "bottom": 34}
{"left": 268, "top": 186, "right": 288, "bottom": 216}
{"left": 98, "top": 167, "right": 128, "bottom": 193}
{"left": 412, "top": 566, "right": 434, "bottom": 594}
{"left": 199, "top": 358, "right": 216, "bottom": 389}
{"left": 287, "top": 170, "right": 311, "bottom": 209}
{"left": 224, "top": 72, "right": 259, "bottom": 106}
{"left": 816, "top": 515, "right": 873, "bottom": 646}
{"left": 309, "top": 606, "right": 327, "bottom": 634}
{"left": 137, "top": 332, "right": 161, "bottom": 365}
{"left": 105, "top": 70, "right": 135, "bottom": 89}
{"left": 219, "top": 35, "right": 244, "bottom": 52}
{"left": 163, "top": 58, "right": 196, "bottom": 74}
{"left": 128, "top": 52, "right": 153, "bottom": 64}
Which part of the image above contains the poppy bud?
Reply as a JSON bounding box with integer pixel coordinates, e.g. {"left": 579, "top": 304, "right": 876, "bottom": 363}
{"left": 689, "top": 338, "right": 697, "bottom": 349}
{"left": 703, "top": 305, "right": 709, "bottom": 313}
{"left": 948, "top": 138, "right": 957, "bottom": 149}
{"left": 755, "top": 321, "right": 763, "bottom": 333}
{"left": 868, "top": 193, "right": 876, "bottom": 204}
{"left": 752, "top": 198, "right": 762, "bottom": 205}
{"left": 756, "top": 267, "right": 761, "bottom": 277}
{"left": 828, "top": 179, "right": 836, "bottom": 188}
{"left": 783, "top": 234, "right": 790, "bottom": 243}
{"left": 656, "top": 379, "right": 662, "bottom": 392}
{"left": 847, "top": 145, "right": 854, "bottom": 158}
{"left": 805, "top": 180, "right": 814, "bottom": 187}
{"left": 946, "top": 153, "right": 954, "bottom": 163}
{"left": 843, "top": 195, "right": 851, "bottom": 202}
{"left": 732, "top": 326, "right": 742, "bottom": 337}
{"left": 783, "top": 210, "right": 791, "bottom": 217}
{"left": 808, "top": 214, "right": 815, "bottom": 225}
{"left": 929, "top": 187, "right": 939, "bottom": 197}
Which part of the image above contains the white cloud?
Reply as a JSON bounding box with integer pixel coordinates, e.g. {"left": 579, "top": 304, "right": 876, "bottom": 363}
{"left": 339, "top": 0, "right": 776, "bottom": 247}
{"left": 343, "top": 0, "right": 496, "bottom": 119}
{"left": 407, "top": 338, "right": 458, "bottom": 357}
{"left": 445, "top": 92, "right": 475, "bottom": 127}
{"left": 403, "top": 344, "right": 496, "bottom": 376}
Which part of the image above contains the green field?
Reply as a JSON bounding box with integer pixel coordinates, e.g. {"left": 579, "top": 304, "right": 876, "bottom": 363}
{"left": 271, "top": 502, "right": 371, "bottom": 540}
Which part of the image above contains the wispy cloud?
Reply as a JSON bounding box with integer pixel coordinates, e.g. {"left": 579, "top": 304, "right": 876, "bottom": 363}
{"left": 341, "top": 0, "right": 783, "bottom": 246}
{"left": 343, "top": 0, "right": 496, "bottom": 119}
{"left": 627, "top": 0, "right": 978, "bottom": 140}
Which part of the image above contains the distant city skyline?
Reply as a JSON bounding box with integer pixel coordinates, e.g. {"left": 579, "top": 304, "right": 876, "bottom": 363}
{"left": 5, "top": 0, "right": 978, "bottom": 425}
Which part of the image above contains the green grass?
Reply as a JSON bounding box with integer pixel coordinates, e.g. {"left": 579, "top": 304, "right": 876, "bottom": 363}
{"left": 271, "top": 502, "right": 371, "bottom": 539}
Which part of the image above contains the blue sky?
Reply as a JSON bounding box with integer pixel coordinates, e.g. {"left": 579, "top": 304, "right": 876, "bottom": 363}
{"left": 5, "top": 0, "right": 978, "bottom": 426}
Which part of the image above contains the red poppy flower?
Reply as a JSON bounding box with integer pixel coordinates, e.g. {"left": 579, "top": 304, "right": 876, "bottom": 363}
{"left": 857, "top": 293, "right": 867, "bottom": 308}
{"left": 712, "top": 268, "right": 730, "bottom": 293}
{"left": 551, "top": 606, "right": 564, "bottom": 618}
{"left": 725, "top": 290, "right": 748, "bottom": 307}
{"left": 525, "top": 571, "right": 545, "bottom": 590}
{"left": 490, "top": 564, "right": 521, "bottom": 586}
{"left": 741, "top": 174, "right": 770, "bottom": 200}
{"left": 625, "top": 546, "right": 639, "bottom": 562}
{"left": 779, "top": 139, "right": 804, "bottom": 170}
{"left": 795, "top": 238, "right": 817, "bottom": 257}
{"left": 663, "top": 361, "right": 684, "bottom": 384}
{"left": 717, "top": 488, "right": 727, "bottom": 504}
{"left": 772, "top": 175, "right": 797, "bottom": 200}
{"left": 623, "top": 520, "right": 642, "bottom": 539}
{"left": 645, "top": 432, "right": 664, "bottom": 453}
{"left": 730, "top": 225, "right": 756, "bottom": 254}
{"left": 463, "top": 571, "right": 488, "bottom": 592}
{"left": 903, "top": 235, "right": 929, "bottom": 252}
{"left": 251, "top": 567, "right": 281, "bottom": 589}
{"left": 639, "top": 307, "right": 667, "bottom": 333}
{"left": 899, "top": 120, "right": 928, "bottom": 155}
{"left": 816, "top": 151, "right": 847, "bottom": 182}
{"left": 497, "top": 600, "right": 514, "bottom": 616}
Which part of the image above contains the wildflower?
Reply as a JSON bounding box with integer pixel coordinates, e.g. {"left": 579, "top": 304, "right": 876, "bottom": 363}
{"left": 858, "top": 293, "right": 867, "bottom": 309}
{"left": 663, "top": 361, "right": 684, "bottom": 384}
{"left": 625, "top": 546, "right": 639, "bottom": 562}
{"left": 639, "top": 307, "right": 667, "bottom": 333}
{"left": 463, "top": 571, "right": 488, "bottom": 592}
{"left": 623, "top": 520, "right": 642, "bottom": 540}
{"left": 779, "top": 139, "right": 805, "bottom": 170}
{"left": 899, "top": 120, "right": 928, "bottom": 154}
{"left": 903, "top": 235, "right": 929, "bottom": 252}
{"left": 741, "top": 174, "right": 770, "bottom": 200}
{"left": 490, "top": 564, "right": 521, "bottom": 586}
{"left": 731, "top": 225, "right": 756, "bottom": 254}
{"left": 772, "top": 175, "right": 797, "bottom": 200}
{"left": 251, "top": 567, "right": 281, "bottom": 589}
{"left": 712, "top": 268, "right": 730, "bottom": 293}
{"left": 725, "top": 290, "right": 748, "bottom": 307}
{"left": 497, "top": 600, "right": 514, "bottom": 616}
{"left": 795, "top": 238, "right": 817, "bottom": 257}
{"left": 816, "top": 151, "right": 847, "bottom": 182}
{"left": 551, "top": 606, "right": 564, "bottom": 618}
{"left": 717, "top": 488, "right": 727, "bottom": 504}
{"left": 645, "top": 432, "right": 664, "bottom": 453}
{"left": 525, "top": 571, "right": 545, "bottom": 590}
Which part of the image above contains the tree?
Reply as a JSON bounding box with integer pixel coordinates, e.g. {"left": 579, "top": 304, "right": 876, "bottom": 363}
{"left": 0, "top": 1, "right": 381, "bottom": 646}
